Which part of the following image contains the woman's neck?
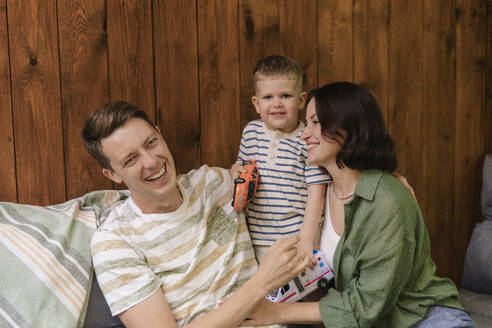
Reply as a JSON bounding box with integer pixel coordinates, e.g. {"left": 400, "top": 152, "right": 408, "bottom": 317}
{"left": 326, "top": 164, "right": 362, "bottom": 197}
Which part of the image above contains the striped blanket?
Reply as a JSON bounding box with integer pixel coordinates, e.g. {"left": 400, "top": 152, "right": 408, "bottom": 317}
{"left": 0, "top": 190, "right": 128, "bottom": 328}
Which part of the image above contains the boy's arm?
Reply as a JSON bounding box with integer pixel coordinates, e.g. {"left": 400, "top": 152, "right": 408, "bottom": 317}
{"left": 298, "top": 184, "right": 326, "bottom": 265}
{"left": 119, "top": 238, "right": 309, "bottom": 328}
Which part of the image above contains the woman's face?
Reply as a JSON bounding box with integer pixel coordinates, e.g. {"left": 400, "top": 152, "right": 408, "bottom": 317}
{"left": 301, "top": 98, "right": 342, "bottom": 167}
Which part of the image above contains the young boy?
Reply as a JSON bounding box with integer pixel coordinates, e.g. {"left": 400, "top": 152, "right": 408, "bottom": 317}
{"left": 232, "top": 55, "right": 331, "bottom": 264}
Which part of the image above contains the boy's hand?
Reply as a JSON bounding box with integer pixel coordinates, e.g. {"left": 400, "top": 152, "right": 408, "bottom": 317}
{"left": 230, "top": 162, "right": 245, "bottom": 181}
{"left": 296, "top": 239, "right": 317, "bottom": 269}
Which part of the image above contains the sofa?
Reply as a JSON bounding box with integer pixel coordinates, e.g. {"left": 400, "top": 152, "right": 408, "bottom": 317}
{"left": 459, "top": 154, "right": 492, "bottom": 327}
{"left": 0, "top": 190, "right": 126, "bottom": 328}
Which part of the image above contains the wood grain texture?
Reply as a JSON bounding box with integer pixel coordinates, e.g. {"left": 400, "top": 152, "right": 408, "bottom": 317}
{"left": 198, "top": 1, "right": 241, "bottom": 168}
{"left": 0, "top": 0, "right": 17, "bottom": 202}
{"left": 8, "top": 0, "right": 66, "bottom": 205}
{"left": 239, "top": 0, "right": 281, "bottom": 130}
{"left": 454, "top": 0, "right": 487, "bottom": 281}
{"left": 353, "top": 0, "right": 390, "bottom": 120}
{"left": 278, "top": 0, "right": 317, "bottom": 91}
{"left": 153, "top": 0, "right": 200, "bottom": 175}
{"left": 487, "top": 0, "right": 492, "bottom": 154}
{"left": 388, "top": 0, "right": 423, "bottom": 195}
{"left": 58, "top": 0, "right": 112, "bottom": 198}
{"left": 106, "top": 0, "right": 154, "bottom": 114}
{"left": 318, "top": 0, "right": 354, "bottom": 85}
{"left": 421, "top": 0, "right": 457, "bottom": 279}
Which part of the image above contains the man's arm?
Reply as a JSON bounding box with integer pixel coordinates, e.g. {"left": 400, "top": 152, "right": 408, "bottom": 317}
{"left": 118, "top": 238, "right": 309, "bottom": 328}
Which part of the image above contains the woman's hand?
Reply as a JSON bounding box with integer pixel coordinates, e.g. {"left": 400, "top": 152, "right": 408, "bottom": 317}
{"left": 254, "top": 237, "right": 310, "bottom": 294}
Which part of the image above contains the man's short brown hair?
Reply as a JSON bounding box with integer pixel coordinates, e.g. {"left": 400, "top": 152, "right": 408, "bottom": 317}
{"left": 81, "top": 101, "right": 155, "bottom": 170}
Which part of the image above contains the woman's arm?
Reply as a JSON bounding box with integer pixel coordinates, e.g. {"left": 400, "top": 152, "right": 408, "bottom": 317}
{"left": 119, "top": 237, "right": 309, "bottom": 328}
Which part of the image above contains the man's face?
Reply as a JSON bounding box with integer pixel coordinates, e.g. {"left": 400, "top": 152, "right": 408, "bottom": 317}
{"left": 252, "top": 76, "right": 306, "bottom": 133}
{"left": 100, "top": 118, "right": 179, "bottom": 212}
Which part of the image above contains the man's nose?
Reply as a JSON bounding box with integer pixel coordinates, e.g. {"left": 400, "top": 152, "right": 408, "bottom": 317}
{"left": 141, "top": 151, "right": 158, "bottom": 168}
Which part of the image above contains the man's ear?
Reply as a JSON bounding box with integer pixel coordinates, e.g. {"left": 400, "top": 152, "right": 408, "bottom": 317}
{"left": 102, "top": 168, "right": 123, "bottom": 184}
{"left": 298, "top": 91, "right": 307, "bottom": 110}
{"left": 251, "top": 96, "right": 260, "bottom": 114}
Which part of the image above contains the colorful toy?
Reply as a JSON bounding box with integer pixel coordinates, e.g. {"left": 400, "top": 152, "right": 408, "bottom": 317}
{"left": 266, "top": 250, "right": 334, "bottom": 303}
{"left": 232, "top": 159, "right": 259, "bottom": 211}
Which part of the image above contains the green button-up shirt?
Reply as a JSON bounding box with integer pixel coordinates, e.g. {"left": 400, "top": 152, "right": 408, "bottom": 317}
{"left": 319, "top": 170, "right": 462, "bottom": 327}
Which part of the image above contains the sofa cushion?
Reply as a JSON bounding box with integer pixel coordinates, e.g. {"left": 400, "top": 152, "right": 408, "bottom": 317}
{"left": 0, "top": 190, "right": 127, "bottom": 328}
{"left": 482, "top": 154, "right": 492, "bottom": 220}
{"left": 461, "top": 220, "right": 492, "bottom": 294}
{"left": 459, "top": 288, "right": 492, "bottom": 327}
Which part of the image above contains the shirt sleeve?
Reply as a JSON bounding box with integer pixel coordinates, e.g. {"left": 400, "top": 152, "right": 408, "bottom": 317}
{"left": 91, "top": 229, "right": 162, "bottom": 316}
{"left": 237, "top": 125, "right": 249, "bottom": 163}
{"left": 302, "top": 142, "right": 331, "bottom": 185}
{"left": 319, "top": 212, "right": 416, "bottom": 327}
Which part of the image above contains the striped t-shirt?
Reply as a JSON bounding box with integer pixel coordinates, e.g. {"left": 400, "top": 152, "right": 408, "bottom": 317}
{"left": 237, "top": 120, "right": 332, "bottom": 246}
{"left": 91, "top": 166, "right": 275, "bottom": 326}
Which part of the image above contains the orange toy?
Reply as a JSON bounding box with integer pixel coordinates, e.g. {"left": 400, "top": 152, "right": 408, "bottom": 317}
{"left": 232, "top": 159, "right": 259, "bottom": 210}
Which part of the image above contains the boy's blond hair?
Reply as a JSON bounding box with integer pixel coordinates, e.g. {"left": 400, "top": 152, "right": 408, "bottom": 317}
{"left": 252, "top": 55, "right": 304, "bottom": 91}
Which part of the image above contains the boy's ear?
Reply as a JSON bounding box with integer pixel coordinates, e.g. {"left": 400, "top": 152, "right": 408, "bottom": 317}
{"left": 251, "top": 96, "right": 260, "bottom": 114}
{"left": 102, "top": 168, "right": 123, "bottom": 184}
{"left": 298, "top": 91, "right": 308, "bottom": 110}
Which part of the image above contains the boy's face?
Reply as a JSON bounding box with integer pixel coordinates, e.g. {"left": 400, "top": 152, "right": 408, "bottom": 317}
{"left": 252, "top": 76, "right": 306, "bottom": 133}
{"left": 100, "top": 118, "right": 179, "bottom": 213}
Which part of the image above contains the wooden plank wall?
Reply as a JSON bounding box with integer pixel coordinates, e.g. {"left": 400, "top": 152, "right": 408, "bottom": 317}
{"left": 0, "top": 0, "right": 490, "bottom": 283}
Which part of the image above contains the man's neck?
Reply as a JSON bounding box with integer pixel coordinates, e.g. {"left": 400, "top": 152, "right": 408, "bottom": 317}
{"left": 132, "top": 187, "right": 184, "bottom": 214}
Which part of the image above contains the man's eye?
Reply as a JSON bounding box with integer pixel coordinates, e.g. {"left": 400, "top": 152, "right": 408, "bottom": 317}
{"left": 124, "top": 156, "right": 136, "bottom": 167}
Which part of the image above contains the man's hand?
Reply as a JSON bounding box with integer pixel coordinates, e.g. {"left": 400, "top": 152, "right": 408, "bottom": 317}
{"left": 391, "top": 172, "right": 416, "bottom": 200}
{"left": 255, "top": 238, "right": 309, "bottom": 293}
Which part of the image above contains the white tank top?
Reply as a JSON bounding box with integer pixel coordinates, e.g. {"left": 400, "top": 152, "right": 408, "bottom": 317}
{"left": 320, "top": 190, "right": 341, "bottom": 270}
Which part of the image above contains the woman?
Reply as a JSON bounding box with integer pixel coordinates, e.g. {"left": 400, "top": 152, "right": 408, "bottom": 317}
{"left": 243, "top": 82, "right": 475, "bottom": 328}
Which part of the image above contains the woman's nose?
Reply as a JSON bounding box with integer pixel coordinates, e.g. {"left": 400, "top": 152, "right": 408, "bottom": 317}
{"left": 301, "top": 126, "right": 311, "bottom": 141}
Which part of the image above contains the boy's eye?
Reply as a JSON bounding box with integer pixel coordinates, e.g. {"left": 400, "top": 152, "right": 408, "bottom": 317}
{"left": 281, "top": 94, "right": 292, "bottom": 98}
{"left": 263, "top": 95, "right": 272, "bottom": 100}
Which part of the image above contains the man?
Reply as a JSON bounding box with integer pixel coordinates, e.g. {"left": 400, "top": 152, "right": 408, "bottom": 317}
{"left": 82, "top": 101, "right": 306, "bottom": 328}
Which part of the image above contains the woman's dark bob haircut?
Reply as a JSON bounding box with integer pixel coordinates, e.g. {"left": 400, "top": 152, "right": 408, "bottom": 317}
{"left": 306, "top": 81, "right": 397, "bottom": 172}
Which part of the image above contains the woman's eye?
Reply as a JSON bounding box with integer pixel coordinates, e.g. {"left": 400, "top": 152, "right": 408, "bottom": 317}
{"left": 147, "top": 138, "right": 158, "bottom": 147}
